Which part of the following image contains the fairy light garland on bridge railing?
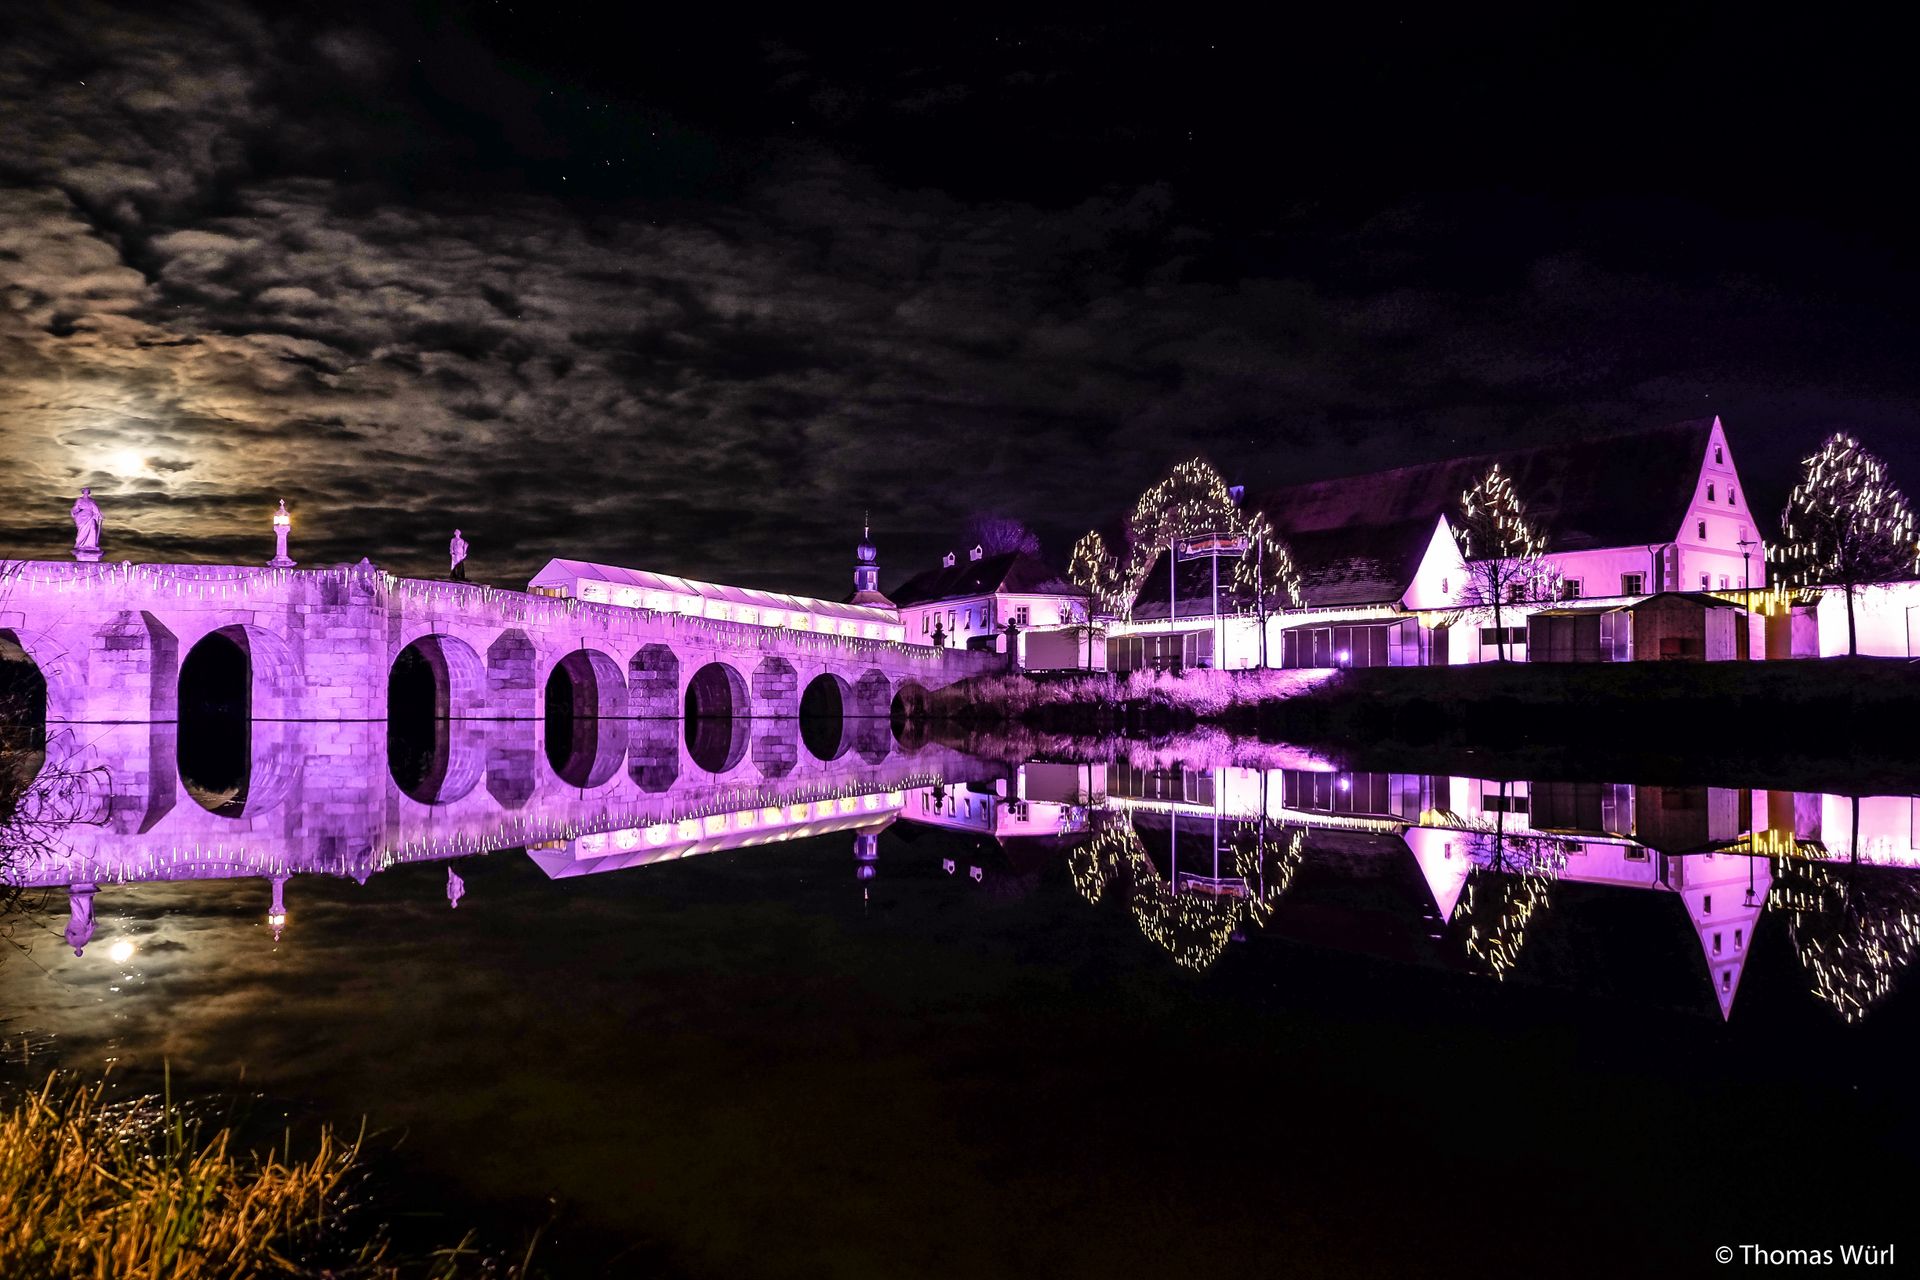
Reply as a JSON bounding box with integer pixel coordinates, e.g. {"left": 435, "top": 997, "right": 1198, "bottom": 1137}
{"left": 0, "top": 558, "right": 976, "bottom": 665}
{"left": 19, "top": 765, "right": 953, "bottom": 887}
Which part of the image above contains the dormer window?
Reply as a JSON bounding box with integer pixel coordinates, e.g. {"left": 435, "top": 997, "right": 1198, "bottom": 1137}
{"left": 969, "top": 544, "right": 984, "bottom": 561}
{"left": 942, "top": 552, "right": 956, "bottom": 568}
{"left": 1707, "top": 483, "right": 1716, "bottom": 502}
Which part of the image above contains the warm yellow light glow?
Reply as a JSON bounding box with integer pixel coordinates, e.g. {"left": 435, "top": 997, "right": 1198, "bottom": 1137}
{"left": 109, "top": 448, "right": 143, "bottom": 475}
{"left": 107, "top": 939, "right": 135, "bottom": 964}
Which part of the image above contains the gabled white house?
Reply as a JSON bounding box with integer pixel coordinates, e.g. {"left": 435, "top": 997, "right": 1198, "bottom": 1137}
{"left": 889, "top": 546, "right": 1090, "bottom": 654}
{"left": 1110, "top": 415, "right": 1768, "bottom": 669}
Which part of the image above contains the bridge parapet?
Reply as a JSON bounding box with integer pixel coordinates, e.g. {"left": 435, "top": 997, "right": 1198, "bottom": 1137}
{"left": 1, "top": 559, "right": 1000, "bottom": 723}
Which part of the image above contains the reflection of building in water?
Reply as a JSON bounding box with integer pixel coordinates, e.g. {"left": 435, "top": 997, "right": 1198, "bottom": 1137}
{"left": 1100, "top": 756, "right": 1918, "bottom": 1020}
{"left": 901, "top": 762, "right": 1101, "bottom": 846}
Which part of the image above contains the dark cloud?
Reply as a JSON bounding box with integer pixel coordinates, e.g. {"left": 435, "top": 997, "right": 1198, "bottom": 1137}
{"left": 2, "top": 3, "right": 1916, "bottom": 590}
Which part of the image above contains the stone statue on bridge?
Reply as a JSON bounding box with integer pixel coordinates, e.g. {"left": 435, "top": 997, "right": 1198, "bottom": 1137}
{"left": 71, "top": 488, "right": 102, "bottom": 562}
{"left": 449, "top": 529, "right": 469, "bottom": 582}
{"left": 64, "top": 883, "right": 97, "bottom": 955}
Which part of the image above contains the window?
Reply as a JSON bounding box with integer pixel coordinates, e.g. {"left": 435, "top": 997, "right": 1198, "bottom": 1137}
{"left": 1440, "top": 576, "right": 1449, "bottom": 596}
{"left": 1730, "top": 487, "right": 1738, "bottom": 506}
{"left": 1624, "top": 847, "right": 1649, "bottom": 862}
{"left": 1715, "top": 445, "right": 1724, "bottom": 464}
{"left": 1707, "top": 483, "right": 1716, "bottom": 501}
{"left": 1016, "top": 606, "right": 1030, "bottom": 626}
{"left": 1734, "top": 928, "right": 1744, "bottom": 950}
{"left": 1701, "top": 573, "right": 1710, "bottom": 588}
{"left": 1561, "top": 579, "right": 1582, "bottom": 600}
{"left": 921, "top": 614, "right": 929, "bottom": 634}
{"left": 1713, "top": 932, "right": 1722, "bottom": 955}
{"left": 1697, "top": 520, "right": 1708, "bottom": 540}
{"left": 1478, "top": 625, "right": 1526, "bottom": 647}
{"left": 1703, "top": 894, "right": 1712, "bottom": 915}
{"left": 1621, "top": 572, "right": 1645, "bottom": 595}
{"left": 1719, "top": 575, "right": 1730, "bottom": 589}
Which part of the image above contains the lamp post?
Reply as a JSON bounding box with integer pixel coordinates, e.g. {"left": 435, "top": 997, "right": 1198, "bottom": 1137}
{"left": 268, "top": 500, "right": 296, "bottom": 568}
{"left": 1738, "top": 536, "right": 1761, "bottom": 654}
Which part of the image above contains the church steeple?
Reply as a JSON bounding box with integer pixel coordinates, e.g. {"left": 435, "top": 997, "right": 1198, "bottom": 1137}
{"left": 851, "top": 513, "right": 892, "bottom": 606}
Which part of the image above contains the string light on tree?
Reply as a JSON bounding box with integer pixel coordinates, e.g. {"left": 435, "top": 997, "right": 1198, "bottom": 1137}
{"left": 1772, "top": 432, "right": 1920, "bottom": 657}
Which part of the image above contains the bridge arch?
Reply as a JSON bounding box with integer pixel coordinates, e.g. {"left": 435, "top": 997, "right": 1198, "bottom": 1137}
{"left": 388, "top": 638, "right": 487, "bottom": 805}
{"left": 889, "top": 680, "right": 932, "bottom": 723}
{"left": 545, "top": 649, "right": 628, "bottom": 789}
{"left": 685, "top": 661, "right": 750, "bottom": 774}
{"left": 799, "top": 672, "right": 852, "bottom": 761}
{"left": 391, "top": 632, "right": 488, "bottom": 720}
{"left": 0, "top": 629, "right": 54, "bottom": 739}
{"left": 176, "top": 625, "right": 301, "bottom": 817}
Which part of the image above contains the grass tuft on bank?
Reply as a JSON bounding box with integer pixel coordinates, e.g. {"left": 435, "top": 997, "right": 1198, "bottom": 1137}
{"left": 0, "top": 1072, "right": 530, "bottom": 1279}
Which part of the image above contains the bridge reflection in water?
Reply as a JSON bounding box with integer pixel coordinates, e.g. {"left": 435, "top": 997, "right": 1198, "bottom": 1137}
{"left": 9, "top": 723, "right": 1919, "bottom": 1024}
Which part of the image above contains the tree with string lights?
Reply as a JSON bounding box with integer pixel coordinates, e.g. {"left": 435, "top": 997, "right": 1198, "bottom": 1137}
{"left": 1066, "top": 530, "right": 1126, "bottom": 619}
{"left": 1773, "top": 432, "right": 1920, "bottom": 657}
{"left": 1454, "top": 463, "right": 1557, "bottom": 662}
{"left": 1232, "top": 511, "right": 1304, "bottom": 667}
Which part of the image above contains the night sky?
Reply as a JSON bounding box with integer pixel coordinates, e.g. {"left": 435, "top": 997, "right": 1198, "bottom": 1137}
{"left": 3, "top": 3, "right": 1915, "bottom": 592}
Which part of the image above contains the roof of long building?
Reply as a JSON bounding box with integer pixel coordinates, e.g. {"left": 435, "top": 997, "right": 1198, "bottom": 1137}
{"left": 888, "top": 550, "right": 1085, "bottom": 607}
{"left": 528, "top": 558, "right": 900, "bottom": 625}
{"left": 1226, "top": 418, "right": 1720, "bottom": 610}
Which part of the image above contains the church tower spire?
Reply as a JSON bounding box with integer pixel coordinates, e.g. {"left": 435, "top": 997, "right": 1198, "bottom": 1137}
{"left": 851, "top": 512, "right": 892, "bottom": 606}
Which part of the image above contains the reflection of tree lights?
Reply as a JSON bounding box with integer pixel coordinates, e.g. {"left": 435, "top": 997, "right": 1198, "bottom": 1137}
{"left": 107, "top": 940, "right": 135, "bottom": 964}
{"left": 1069, "top": 815, "right": 1304, "bottom": 970}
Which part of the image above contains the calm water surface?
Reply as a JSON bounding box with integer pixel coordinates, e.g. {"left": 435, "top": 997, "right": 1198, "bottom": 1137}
{"left": 3, "top": 712, "right": 1918, "bottom": 1278}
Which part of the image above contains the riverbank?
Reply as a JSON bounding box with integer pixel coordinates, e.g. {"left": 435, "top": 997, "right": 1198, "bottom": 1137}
{"left": 932, "top": 658, "right": 1920, "bottom": 791}
{"left": 0, "top": 1071, "right": 535, "bottom": 1279}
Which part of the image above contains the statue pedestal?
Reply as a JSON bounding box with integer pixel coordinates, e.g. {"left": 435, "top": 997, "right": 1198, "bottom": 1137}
{"left": 73, "top": 549, "right": 102, "bottom": 562}
{"left": 268, "top": 555, "right": 296, "bottom": 569}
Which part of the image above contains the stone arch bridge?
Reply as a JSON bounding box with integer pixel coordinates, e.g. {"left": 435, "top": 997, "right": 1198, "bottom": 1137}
{"left": 0, "top": 560, "right": 998, "bottom": 730}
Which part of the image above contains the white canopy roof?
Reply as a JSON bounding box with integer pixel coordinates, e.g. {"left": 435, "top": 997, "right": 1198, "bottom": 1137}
{"left": 528, "top": 557, "right": 900, "bottom": 626}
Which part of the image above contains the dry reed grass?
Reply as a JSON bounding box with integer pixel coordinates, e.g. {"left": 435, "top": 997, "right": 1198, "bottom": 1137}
{"left": 0, "top": 1072, "right": 533, "bottom": 1279}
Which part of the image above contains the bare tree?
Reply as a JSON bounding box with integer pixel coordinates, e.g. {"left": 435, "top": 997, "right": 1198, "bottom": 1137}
{"left": 1455, "top": 463, "right": 1557, "bottom": 662}
{"left": 1774, "top": 432, "right": 1920, "bottom": 657}
{"left": 962, "top": 513, "right": 1042, "bottom": 559}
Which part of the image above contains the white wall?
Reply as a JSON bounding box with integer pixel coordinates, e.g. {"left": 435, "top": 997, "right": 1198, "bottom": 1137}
{"left": 1813, "top": 581, "right": 1920, "bottom": 657}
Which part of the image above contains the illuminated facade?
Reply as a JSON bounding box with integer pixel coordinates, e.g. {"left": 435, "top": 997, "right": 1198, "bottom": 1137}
{"left": 1106, "top": 415, "right": 1769, "bottom": 669}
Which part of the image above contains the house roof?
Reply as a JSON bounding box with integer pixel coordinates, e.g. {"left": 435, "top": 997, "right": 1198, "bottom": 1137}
{"left": 888, "top": 551, "right": 1086, "bottom": 608}
{"left": 1231, "top": 418, "right": 1720, "bottom": 610}
{"left": 528, "top": 558, "right": 900, "bottom": 626}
